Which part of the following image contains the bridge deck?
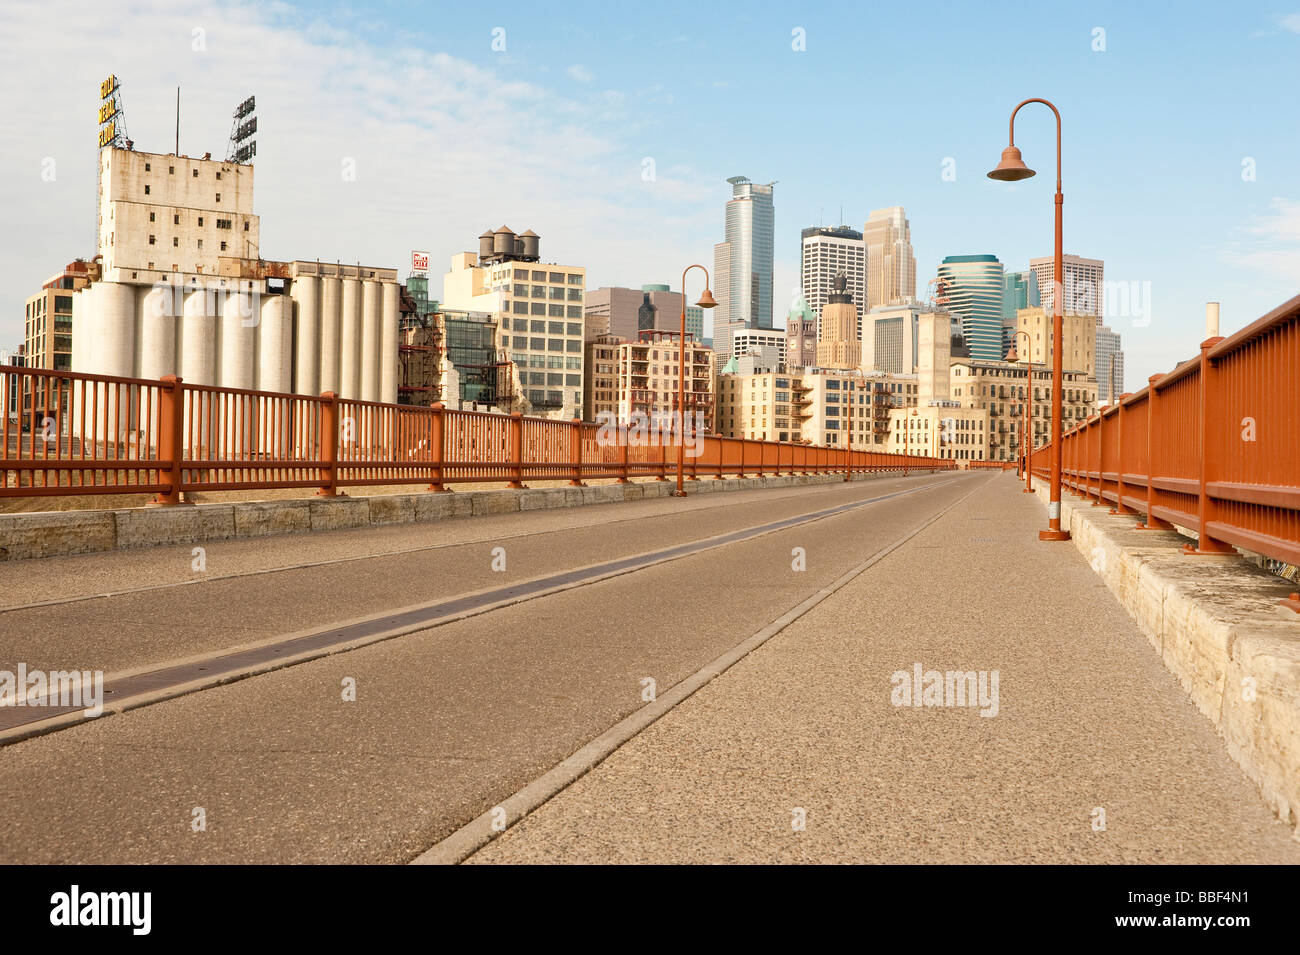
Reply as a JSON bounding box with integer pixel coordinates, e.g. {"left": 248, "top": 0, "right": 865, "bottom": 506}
{"left": 0, "top": 472, "right": 1294, "bottom": 863}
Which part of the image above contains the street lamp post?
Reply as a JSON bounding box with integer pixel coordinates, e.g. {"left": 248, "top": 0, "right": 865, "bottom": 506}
{"left": 988, "top": 97, "right": 1070, "bottom": 541}
{"left": 675, "top": 265, "right": 717, "bottom": 497}
{"left": 1007, "top": 331, "right": 1035, "bottom": 493}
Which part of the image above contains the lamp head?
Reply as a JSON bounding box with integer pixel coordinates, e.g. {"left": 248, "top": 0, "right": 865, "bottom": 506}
{"left": 987, "top": 145, "right": 1035, "bottom": 182}
{"left": 696, "top": 288, "right": 718, "bottom": 309}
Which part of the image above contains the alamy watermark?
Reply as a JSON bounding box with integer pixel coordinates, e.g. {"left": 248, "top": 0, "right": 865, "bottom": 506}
{"left": 0, "top": 665, "right": 104, "bottom": 717}
{"left": 890, "top": 662, "right": 999, "bottom": 717}
{"left": 594, "top": 410, "right": 708, "bottom": 458}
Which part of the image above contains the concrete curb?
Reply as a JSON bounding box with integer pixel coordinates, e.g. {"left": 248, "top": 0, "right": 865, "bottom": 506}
{"left": 1030, "top": 476, "right": 1300, "bottom": 835}
{"left": 0, "top": 471, "right": 935, "bottom": 563}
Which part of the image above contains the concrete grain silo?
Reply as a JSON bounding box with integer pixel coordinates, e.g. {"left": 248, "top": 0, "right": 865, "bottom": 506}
{"left": 139, "top": 283, "right": 177, "bottom": 383}
{"left": 339, "top": 276, "right": 362, "bottom": 401}
{"left": 319, "top": 275, "right": 342, "bottom": 395}
{"left": 360, "top": 279, "right": 381, "bottom": 403}
{"left": 181, "top": 286, "right": 216, "bottom": 385}
{"left": 256, "top": 292, "right": 292, "bottom": 395}
{"left": 292, "top": 273, "right": 320, "bottom": 396}
{"left": 97, "top": 282, "right": 138, "bottom": 379}
{"left": 220, "top": 287, "right": 257, "bottom": 392}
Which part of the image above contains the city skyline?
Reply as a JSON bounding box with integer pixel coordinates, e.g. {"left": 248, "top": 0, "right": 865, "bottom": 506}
{"left": 3, "top": 1, "right": 1299, "bottom": 391}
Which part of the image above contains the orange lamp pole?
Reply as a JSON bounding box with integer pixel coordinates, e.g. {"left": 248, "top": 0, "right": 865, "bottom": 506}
{"left": 989, "top": 97, "right": 1070, "bottom": 541}
{"left": 675, "top": 265, "right": 717, "bottom": 497}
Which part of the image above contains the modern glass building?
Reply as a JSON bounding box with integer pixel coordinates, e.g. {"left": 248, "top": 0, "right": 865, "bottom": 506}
{"left": 712, "top": 176, "right": 775, "bottom": 358}
{"left": 442, "top": 308, "right": 499, "bottom": 405}
{"left": 936, "top": 254, "right": 1005, "bottom": 362}
{"left": 1002, "top": 270, "right": 1040, "bottom": 355}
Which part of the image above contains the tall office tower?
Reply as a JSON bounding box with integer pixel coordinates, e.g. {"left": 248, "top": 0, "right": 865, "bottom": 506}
{"left": 1029, "top": 253, "right": 1104, "bottom": 319}
{"left": 815, "top": 273, "right": 862, "bottom": 369}
{"left": 1002, "top": 270, "right": 1040, "bottom": 355}
{"left": 1095, "top": 324, "right": 1125, "bottom": 404}
{"left": 712, "top": 175, "right": 775, "bottom": 359}
{"left": 800, "top": 225, "right": 865, "bottom": 339}
{"left": 864, "top": 206, "right": 917, "bottom": 309}
{"left": 935, "top": 254, "right": 1006, "bottom": 361}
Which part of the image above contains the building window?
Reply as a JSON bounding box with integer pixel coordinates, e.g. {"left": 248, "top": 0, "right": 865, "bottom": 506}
{"left": 198, "top": 217, "right": 204, "bottom": 227}
{"left": 174, "top": 214, "right": 180, "bottom": 225}
{"left": 215, "top": 193, "right": 221, "bottom": 202}
{"left": 192, "top": 169, "right": 199, "bottom": 178}
{"left": 243, "top": 222, "right": 249, "bottom": 231}
{"left": 149, "top": 212, "right": 155, "bottom": 222}
{"left": 172, "top": 237, "right": 179, "bottom": 247}
{"left": 144, "top": 185, "right": 150, "bottom": 195}
{"left": 169, "top": 165, "right": 175, "bottom": 174}
{"left": 530, "top": 303, "right": 545, "bottom": 315}
{"left": 567, "top": 275, "right": 583, "bottom": 285}
{"left": 220, "top": 241, "right": 227, "bottom": 251}
{"left": 148, "top": 235, "right": 155, "bottom": 245}
{"left": 566, "top": 306, "right": 581, "bottom": 318}
{"left": 145, "top": 162, "right": 151, "bottom": 171}
{"left": 548, "top": 305, "right": 564, "bottom": 317}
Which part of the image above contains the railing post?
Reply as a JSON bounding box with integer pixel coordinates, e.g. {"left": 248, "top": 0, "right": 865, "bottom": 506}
{"left": 737, "top": 436, "right": 746, "bottom": 479}
{"left": 1184, "top": 337, "right": 1233, "bottom": 555}
{"left": 507, "top": 412, "right": 526, "bottom": 489}
{"left": 428, "top": 401, "right": 449, "bottom": 492}
{"left": 151, "top": 374, "right": 185, "bottom": 506}
{"left": 318, "top": 391, "right": 340, "bottom": 497}
{"left": 1111, "top": 395, "right": 1132, "bottom": 514}
{"left": 1136, "top": 374, "right": 1173, "bottom": 531}
{"left": 568, "top": 416, "right": 585, "bottom": 487}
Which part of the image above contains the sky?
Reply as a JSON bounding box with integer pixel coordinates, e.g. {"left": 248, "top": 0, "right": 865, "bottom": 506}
{"left": 2, "top": 0, "right": 1298, "bottom": 390}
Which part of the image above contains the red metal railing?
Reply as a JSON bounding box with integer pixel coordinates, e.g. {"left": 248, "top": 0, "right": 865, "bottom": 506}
{"left": 2, "top": 366, "right": 956, "bottom": 500}
{"left": 1029, "top": 293, "right": 1300, "bottom": 565}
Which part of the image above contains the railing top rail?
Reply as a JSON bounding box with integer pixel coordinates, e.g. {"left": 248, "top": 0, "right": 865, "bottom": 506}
{"left": 182, "top": 381, "right": 328, "bottom": 403}
{"left": 0, "top": 364, "right": 159, "bottom": 388}
{"left": 1208, "top": 291, "right": 1300, "bottom": 360}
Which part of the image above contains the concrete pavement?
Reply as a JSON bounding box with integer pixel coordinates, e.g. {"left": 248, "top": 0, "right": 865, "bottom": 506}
{"left": 469, "top": 472, "right": 1300, "bottom": 864}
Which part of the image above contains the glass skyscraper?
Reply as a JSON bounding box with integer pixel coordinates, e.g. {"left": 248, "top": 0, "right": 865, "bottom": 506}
{"left": 1002, "top": 270, "right": 1040, "bottom": 354}
{"left": 936, "top": 254, "right": 1005, "bottom": 362}
{"left": 712, "top": 176, "right": 774, "bottom": 358}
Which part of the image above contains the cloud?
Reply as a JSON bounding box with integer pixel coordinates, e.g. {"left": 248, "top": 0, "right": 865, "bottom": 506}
{"left": 1280, "top": 13, "right": 1300, "bottom": 33}
{"left": 565, "top": 64, "right": 594, "bottom": 83}
{"left": 0, "top": 0, "right": 721, "bottom": 350}
{"left": 1219, "top": 198, "right": 1300, "bottom": 281}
